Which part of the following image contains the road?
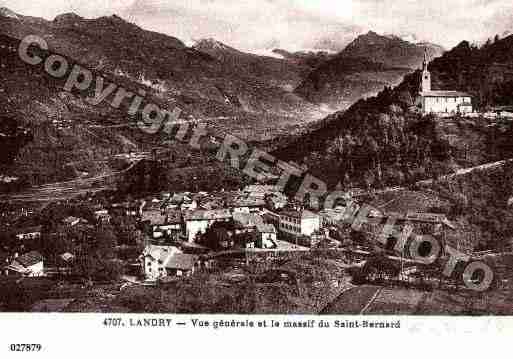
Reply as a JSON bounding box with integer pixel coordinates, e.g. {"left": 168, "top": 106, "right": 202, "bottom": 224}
{"left": 361, "top": 158, "right": 513, "bottom": 197}
{"left": 320, "top": 285, "right": 382, "bottom": 314}
{"left": 417, "top": 158, "right": 513, "bottom": 186}
{"left": 0, "top": 157, "right": 143, "bottom": 203}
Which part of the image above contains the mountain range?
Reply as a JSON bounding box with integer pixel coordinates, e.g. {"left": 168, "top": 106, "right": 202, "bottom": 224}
{"left": 0, "top": 7, "right": 450, "bottom": 188}
{"left": 0, "top": 10, "right": 323, "bottom": 119}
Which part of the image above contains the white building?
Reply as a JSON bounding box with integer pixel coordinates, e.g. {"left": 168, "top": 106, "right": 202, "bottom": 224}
{"left": 62, "top": 216, "right": 81, "bottom": 227}
{"left": 279, "top": 210, "right": 320, "bottom": 237}
{"left": 141, "top": 245, "right": 182, "bottom": 281}
{"left": 6, "top": 251, "right": 44, "bottom": 277}
{"left": 319, "top": 209, "right": 348, "bottom": 228}
{"left": 94, "top": 210, "right": 111, "bottom": 224}
{"left": 227, "top": 195, "right": 265, "bottom": 214}
{"left": 141, "top": 245, "right": 199, "bottom": 280}
{"left": 14, "top": 225, "right": 42, "bottom": 241}
{"left": 256, "top": 223, "right": 278, "bottom": 249}
{"left": 416, "top": 50, "right": 473, "bottom": 114}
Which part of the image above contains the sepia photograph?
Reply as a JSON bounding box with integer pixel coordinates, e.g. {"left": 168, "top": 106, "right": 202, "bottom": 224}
{"left": 1, "top": 0, "right": 513, "bottom": 342}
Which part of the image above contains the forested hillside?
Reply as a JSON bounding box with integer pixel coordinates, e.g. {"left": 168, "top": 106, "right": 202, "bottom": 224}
{"left": 294, "top": 31, "right": 444, "bottom": 110}
{"left": 275, "top": 34, "right": 513, "bottom": 190}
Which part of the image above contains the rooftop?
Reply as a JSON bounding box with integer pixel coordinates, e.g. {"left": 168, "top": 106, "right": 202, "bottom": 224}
{"left": 141, "top": 210, "right": 166, "bottom": 226}
{"left": 15, "top": 251, "right": 43, "bottom": 267}
{"left": 165, "top": 253, "right": 199, "bottom": 270}
{"left": 243, "top": 185, "right": 280, "bottom": 194}
{"left": 63, "top": 216, "right": 80, "bottom": 224}
{"left": 227, "top": 197, "right": 266, "bottom": 208}
{"left": 233, "top": 213, "right": 263, "bottom": 228}
{"left": 60, "top": 252, "right": 75, "bottom": 262}
{"left": 184, "top": 209, "right": 232, "bottom": 221}
{"left": 279, "top": 210, "right": 319, "bottom": 220}
{"left": 166, "top": 210, "right": 183, "bottom": 224}
{"left": 420, "top": 90, "right": 472, "bottom": 97}
{"left": 143, "top": 245, "right": 182, "bottom": 262}
{"left": 256, "top": 223, "right": 277, "bottom": 234}
{"left": 14, "top": 225, "right": 42, "bottom": 234}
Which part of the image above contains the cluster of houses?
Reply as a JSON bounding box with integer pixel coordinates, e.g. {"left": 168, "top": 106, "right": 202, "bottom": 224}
{"left": 0, "top": 213, "right": 97, "bottom": 278}
{"left": 1, "top": 180, "right": 464, "bottom": 285}
{"left": 2, "top": 251, "right": 44, "bottom": 277}
{"left": 1, "top": 184, "right": 353, "bottom": 282}
{"left": 138, "top": 184, "right": 341, "bottom": 245}
{"left": 135, "top": 184, "right": 353, "bottom": 281}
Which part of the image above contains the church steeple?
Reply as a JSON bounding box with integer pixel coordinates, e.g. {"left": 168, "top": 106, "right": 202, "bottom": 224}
{"left": 420, "top": 49, "right": 431, "bottom": 92}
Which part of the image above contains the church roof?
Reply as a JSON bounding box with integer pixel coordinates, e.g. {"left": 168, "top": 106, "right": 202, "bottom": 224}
{"left": 420, "top": 90, "right": 472, "bottom": 97}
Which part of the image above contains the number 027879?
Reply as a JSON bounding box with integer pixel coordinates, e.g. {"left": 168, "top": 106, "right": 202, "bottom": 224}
{"left": 9, "top": 344, "right": 43, "bottom": 352}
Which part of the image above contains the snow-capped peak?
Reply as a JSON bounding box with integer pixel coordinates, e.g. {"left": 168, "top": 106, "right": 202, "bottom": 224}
{"left": 194, "top": 38, "right": 232, "bottom": 51}
{"left": 0, "top": 7, "right": 19, "bottom": 19}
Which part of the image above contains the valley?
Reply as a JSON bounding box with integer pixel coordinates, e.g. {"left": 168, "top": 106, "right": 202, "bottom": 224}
{"left": 1, "top": 5, "right": 513, "bottom": 317}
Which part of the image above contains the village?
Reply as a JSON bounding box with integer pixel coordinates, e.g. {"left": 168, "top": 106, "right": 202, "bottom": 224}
{"left": 1, "top": 173, "right": 476, "bottom": 292}
{"left": 0, "top": 183, "right": 352, "bottom": 281}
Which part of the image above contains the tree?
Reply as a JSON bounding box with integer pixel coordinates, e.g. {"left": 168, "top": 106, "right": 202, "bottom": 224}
{"left": 363, "top": 170, "right": 375, "bottom": 190}
{"left": 94, "top": 226, "right": 117, "bottom": 259}
{"left": 203, "top": 223, "right": 232, "bottom": 251}
{"left": 72, "top": 254, "right": 123, "bottom": 282}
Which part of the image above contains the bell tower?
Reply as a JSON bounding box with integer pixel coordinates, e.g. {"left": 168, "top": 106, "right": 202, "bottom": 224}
{"left": 420, "top": 49, "right": 431, "bottom": 92}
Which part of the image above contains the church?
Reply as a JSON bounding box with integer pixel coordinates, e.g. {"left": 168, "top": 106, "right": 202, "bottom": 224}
{"left": 415, "top": 51, "right": 473, "bottom": 114}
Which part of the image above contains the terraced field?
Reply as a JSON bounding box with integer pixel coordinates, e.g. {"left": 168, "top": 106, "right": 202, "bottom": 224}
{"left": 364, "top": 287, "right": 425, "bottom": 314}
{"left": 321, "top": 285, "right": 381, "bottom": 314}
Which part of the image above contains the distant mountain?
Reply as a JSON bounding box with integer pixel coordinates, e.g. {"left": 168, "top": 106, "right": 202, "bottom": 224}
{"left": 0, "top": 9, "right": 328, "bottom": 186}
{"left": 275, "top": 35, "right": 513, "bottom": 254}
{"left": 192, "top": 38, "right": 309, "bottom": 91}
{"left": 341, "top": 31, "right": 444, "bottom": 68}
{"left": 271, "top": 49, "right": 335, "bottom": 70}
{"left": 294, "top": 31, "right": 445, "bottom": 110}
{"left": 308, "top": 26, "right": 365, "bottom": 53}
{"left": 0, "top": 10, "right": 322, "bottom": 118}
{"left": 0, "top": 7, "right": 19, "bottom": 19}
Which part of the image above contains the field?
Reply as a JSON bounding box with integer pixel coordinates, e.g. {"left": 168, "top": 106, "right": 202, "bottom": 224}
{"left": 321, "top": 285, "right": 381, "bottom": 314}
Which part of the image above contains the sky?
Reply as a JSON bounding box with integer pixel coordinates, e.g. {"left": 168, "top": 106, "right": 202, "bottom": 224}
{"left": 1, "top": 0, "right": 512, "bottom": 51}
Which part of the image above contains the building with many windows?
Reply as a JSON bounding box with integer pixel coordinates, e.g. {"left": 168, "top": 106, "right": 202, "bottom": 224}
{"left": 279, "top": 210, "right": 320, "bottom": 237}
